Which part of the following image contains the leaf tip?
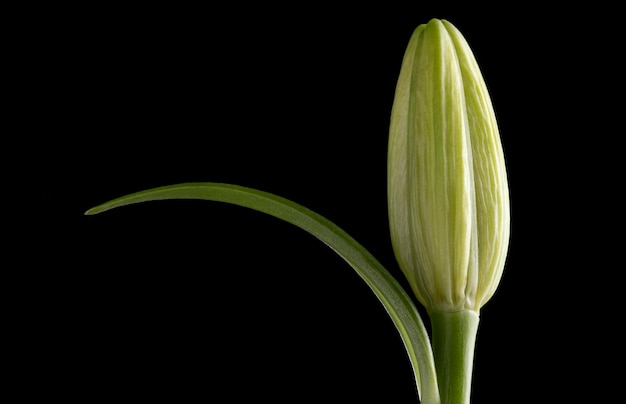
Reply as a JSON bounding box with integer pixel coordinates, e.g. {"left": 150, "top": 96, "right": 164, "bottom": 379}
{"left": 84, "top": 205, "right": 104, "bottom": 215}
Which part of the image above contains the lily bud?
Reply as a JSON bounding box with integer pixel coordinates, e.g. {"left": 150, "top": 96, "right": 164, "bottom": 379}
{"left": 388, "top": 19, "right": 510, "bottom": 314}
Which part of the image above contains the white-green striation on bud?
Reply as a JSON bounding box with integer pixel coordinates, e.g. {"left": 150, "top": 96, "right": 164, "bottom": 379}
{"left": 388, "top": 19, "right": 510, "bottom": 315}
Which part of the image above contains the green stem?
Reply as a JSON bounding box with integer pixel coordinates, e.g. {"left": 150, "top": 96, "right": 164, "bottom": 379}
{"left": 430, "top": 310, "right": 479, "bottom": 404}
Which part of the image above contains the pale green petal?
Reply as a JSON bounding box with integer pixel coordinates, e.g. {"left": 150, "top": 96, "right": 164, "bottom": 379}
{"left": 388, "top": 24, "right": 426, "bottom": 306}
{"left": 408, "top": 19, "right": 474, "bottom": 311}
{"left": 442, "top": 20, "right": 510, "bottom": 309}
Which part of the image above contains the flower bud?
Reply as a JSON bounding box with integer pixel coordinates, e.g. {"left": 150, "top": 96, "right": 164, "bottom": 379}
{"left": 388, "top": 19, "right": 510, "bottom": 313}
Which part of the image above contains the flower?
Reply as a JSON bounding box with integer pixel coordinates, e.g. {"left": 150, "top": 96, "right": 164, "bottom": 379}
{"left": 387, "top": 19, "right": 510, "bottom": 314}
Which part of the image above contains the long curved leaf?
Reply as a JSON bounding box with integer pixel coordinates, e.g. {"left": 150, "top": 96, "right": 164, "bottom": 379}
{"left": 86, "top": 182, "right": 439, "bottom": 403}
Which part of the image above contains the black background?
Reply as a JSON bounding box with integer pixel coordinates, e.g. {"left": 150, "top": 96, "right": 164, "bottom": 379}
{"left": 27, "top": 3, "right": 621, "bottom": 402}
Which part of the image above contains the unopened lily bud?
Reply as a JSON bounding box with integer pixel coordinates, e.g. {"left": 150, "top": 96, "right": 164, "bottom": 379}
{"left": 388, "top": 19, "right": 510, "bottom": 314}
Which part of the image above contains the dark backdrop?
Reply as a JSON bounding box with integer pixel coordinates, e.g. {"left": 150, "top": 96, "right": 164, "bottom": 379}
{"left": 35, "top": 3, "right": 619, "bottom": 402}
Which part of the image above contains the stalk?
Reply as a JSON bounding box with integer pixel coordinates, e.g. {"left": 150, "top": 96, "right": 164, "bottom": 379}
{"left": 430, "top": 310, "right": 479, "bottom": 404}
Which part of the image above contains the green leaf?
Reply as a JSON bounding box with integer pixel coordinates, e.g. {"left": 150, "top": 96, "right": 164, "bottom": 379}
{"left": 86, "top": 182, "right": 439, "bottom": 403}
